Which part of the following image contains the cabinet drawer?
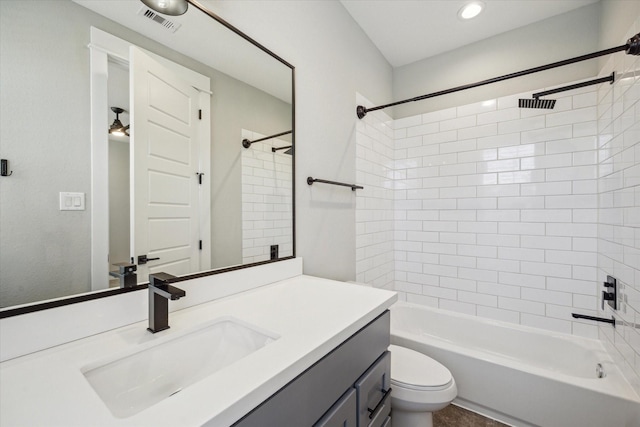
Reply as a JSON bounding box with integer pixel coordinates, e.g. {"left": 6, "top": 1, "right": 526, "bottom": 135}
{"left": 368, "top": 399, "right": 390, "bottom": 427}
{"left": 313, "top": 388, "right": 357, "bottom": 427}
{"left": 355, "top": 351, "right": 391, "bottom": 427}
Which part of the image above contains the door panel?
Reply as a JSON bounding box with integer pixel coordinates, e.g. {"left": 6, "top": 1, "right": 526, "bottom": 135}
{"left": 148, "top": 124, "right": 191, "bottom": 164}
{"left": 130, "top": 46, "right": 201, "bottom": 281}
{"left": 148, "top": 74, "right": 192, "bottom": 124}
{"left": 148, "top": 171, "right": 191, "bottom": 205}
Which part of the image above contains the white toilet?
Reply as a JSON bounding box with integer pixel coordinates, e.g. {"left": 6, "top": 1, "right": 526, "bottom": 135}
{"left": 388, "top": 344, "right": 457, "bottom": 427}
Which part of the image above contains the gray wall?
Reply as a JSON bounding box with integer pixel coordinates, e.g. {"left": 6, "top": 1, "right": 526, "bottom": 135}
{"left": 0, "top": 0, "right": 291, "bottom": 307}
{"left": 392, "top": 3, "right": 601, "bottom": 118}
{"left": 210, "top": 72, "right": 291, "bottom": 269}
{"left": 599, "top": 0, "right": 640, "bottom": 52}
{"left": 108, "top": 139, "right": 130, "bottom": 270}
{"left": 201, "top": 0, "right": 394, "bottom": 281}
{"left": 0, "top": 1, "right": 92, "bottom": 306}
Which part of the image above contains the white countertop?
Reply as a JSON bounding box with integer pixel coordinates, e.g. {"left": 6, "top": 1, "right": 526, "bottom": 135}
{"left": 0, "top": 275, "right": 396, "bottom": 426}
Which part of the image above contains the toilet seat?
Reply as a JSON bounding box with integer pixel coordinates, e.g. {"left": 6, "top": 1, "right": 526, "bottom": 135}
{"left": 389, "top": 345, "right": 453, "bottom": 391}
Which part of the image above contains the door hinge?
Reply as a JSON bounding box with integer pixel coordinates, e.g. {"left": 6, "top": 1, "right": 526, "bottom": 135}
{"left": 198, "top": 109, "right": 202, "bottom": 120}
{"left": 199, "top": 240, "right": 203, "bottom": 250}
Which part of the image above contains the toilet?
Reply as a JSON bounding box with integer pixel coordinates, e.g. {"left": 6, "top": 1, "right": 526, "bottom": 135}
{"left": 388, "top": 344, "right": 457, "bottom": 427}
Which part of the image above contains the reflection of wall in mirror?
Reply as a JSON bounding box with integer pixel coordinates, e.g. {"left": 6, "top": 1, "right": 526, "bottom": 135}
{"left": 108, "top": 62, "right": 131, "bottom": 285}
{"left": 0, "top": 0, "right": 293, "bottom": 308}
{"left": 241, "top": 129, "right": 293, "bottom": 264}
{"left": 209, "top": 68, "right": 292, "bottom": 270}
{"left": 108, "top": 139, "right": 130, "bottom": 281}
{"left": 1, "top": 0, "right": 92, "bottom": 307}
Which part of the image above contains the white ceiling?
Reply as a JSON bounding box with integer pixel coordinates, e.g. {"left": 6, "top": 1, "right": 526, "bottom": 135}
{"left": 340, "top": 0, "right": 600, "bottom": 67}
{"left": 74, "top": 0, "right": 293, "bottom": 103}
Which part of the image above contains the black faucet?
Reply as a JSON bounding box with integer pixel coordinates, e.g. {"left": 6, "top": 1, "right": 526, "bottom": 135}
{"left": 147, "top": 272, "right": 186, "bottom": 333}
{"left": 109, "top": 262, "right": 137, "bottom": 288}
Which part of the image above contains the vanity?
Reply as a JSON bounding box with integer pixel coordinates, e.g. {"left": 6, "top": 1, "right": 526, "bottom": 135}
{"left": 0, "top": 260, "right": 396, "bottom": 426}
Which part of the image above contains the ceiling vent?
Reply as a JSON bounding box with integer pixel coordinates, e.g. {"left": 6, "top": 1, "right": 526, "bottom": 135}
{"left": 137, "top": 7, "right": 182, "bottom": 33}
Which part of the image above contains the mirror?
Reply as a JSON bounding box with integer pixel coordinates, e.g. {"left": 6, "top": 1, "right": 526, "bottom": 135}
{"left": 0, "top": 0, "right": 294, "bottom": 311}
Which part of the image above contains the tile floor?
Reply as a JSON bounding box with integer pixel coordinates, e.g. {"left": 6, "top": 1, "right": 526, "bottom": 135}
{"left": 433, "top": 404, "right": 509, "bottom": 426}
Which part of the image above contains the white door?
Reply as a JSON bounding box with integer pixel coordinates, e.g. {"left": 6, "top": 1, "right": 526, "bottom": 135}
{"left": 130, "top": 46, "right": 201, "bottom": 281}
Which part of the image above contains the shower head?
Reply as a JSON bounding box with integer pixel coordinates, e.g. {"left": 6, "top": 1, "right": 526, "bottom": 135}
{"left": 519, "top": 73, "right": 615, "bottom": 110}
{"left": 518, "top": 98, "right": 556, "bottom": 109}
{"left": 272, "top": 145, "right": 293, "bottom": 155}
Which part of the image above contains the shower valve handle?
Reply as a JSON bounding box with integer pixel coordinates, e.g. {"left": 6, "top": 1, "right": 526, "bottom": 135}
{"left": 602, "top": 290, "right": 615, "bottom": 309}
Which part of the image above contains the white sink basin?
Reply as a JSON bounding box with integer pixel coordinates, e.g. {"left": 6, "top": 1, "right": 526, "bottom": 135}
{"left": 82, "top": 317, "right": 278, "bottom": 418}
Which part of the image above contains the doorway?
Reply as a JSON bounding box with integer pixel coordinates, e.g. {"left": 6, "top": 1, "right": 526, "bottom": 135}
{"left": 90, "top": 27, "right": 211, "bottom": 290}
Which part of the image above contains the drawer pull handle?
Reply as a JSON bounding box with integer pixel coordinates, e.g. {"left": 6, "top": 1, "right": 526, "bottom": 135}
{"left": 367, "top": 387, "right": 392, "bottom": 419}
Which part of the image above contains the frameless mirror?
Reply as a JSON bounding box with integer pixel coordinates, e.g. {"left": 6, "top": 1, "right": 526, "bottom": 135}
{"left": 0, "top": 0, "right": 294, "bottom": 311}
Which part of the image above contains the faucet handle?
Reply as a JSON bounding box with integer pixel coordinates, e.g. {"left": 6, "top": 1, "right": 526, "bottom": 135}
{"left": 602, "top": 290, "right": 615, "bottom": 310}
{"left": 164, "top": 284, "right": 186, "bottom": 300}
{"left": 602, "top": 276, "right": 618, "bottom": 311}
{"left": 109, "top": 262, "right": 138, "bottom": 288}
{"left": 149, "top": 272, "right": 177, "bottom": 286}
{"left": 113, "top": 262, "right": 137, "bottom": 275}
{"left": 149, "top": 272, "right": 186, "bottom": 300}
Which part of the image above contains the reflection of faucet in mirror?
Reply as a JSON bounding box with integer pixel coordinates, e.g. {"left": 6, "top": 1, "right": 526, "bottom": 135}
{"left": 108, "top": 263, "right": 137, "bottom": 288}
{"left": 147, "top": 273, "right": 186, "bottom": 333}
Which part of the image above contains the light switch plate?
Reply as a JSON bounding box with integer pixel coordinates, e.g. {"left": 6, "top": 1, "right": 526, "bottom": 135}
{"left": 59, "top": 192, "right": 85, "bottom": 211}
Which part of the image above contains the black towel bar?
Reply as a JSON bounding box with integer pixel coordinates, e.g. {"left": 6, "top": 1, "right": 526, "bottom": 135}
{"left": 307, "top": 177, "right": 363, "bottom": 191}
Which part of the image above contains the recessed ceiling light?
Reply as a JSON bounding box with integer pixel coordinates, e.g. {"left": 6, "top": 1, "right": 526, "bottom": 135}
{"left": 458, "top": 1, "right": 485, "bottom": 20}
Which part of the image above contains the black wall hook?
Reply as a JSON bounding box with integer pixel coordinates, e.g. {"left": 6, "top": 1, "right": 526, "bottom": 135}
{"left": 1, "top": 159, "right": 13, "bottom": 176}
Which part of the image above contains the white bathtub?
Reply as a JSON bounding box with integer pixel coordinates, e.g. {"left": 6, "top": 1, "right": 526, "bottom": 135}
{"left": 390, "top": 301, "right": 640, "bottom": 427}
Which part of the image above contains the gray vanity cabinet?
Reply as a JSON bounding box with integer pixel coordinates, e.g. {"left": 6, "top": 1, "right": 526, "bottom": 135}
{"left": 356, "top": 352, "right": 391, "bottom": 427}
{"left": 231, "top": 311, "right": 390, "bottom": 427}
{"left": 313, "top": 389, "right": 357, "bottom": 427}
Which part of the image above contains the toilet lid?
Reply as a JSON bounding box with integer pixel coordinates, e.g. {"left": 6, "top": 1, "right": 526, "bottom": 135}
{"left": 389, "top": 345, "right": 453, "bottom": 390}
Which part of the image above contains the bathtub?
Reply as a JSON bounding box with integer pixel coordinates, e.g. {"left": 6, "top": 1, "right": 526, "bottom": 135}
{"left": 390, "top": 301, "right": 640, "bottom": 427}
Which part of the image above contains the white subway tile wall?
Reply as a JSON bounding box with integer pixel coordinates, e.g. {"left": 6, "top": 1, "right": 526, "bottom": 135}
{"left": 355, "top": 17, "right": 640, "bottom": 395}
{"left": 391, "top": 80, "right": 602, "bottom": 335}
{"left": 241, "top": 129, "right": 293, "bottom": 264}
{"left": 355, "top": 94, "right": 395, "bottom": 289}
{"left": 597, "top": 19, "right": 640, "bottom": 394}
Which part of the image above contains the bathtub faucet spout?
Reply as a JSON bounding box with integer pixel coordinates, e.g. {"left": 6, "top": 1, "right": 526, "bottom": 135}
{"left": 571, "top": 313, "right": 615, "bottom": 328}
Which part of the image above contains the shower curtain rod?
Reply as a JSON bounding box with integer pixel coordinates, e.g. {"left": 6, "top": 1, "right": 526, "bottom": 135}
{"left": 242, "top": 130, "right": 292, "bottom": 148}
{"left": 356, "top": 32, "right": 640, "bottom": 119}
